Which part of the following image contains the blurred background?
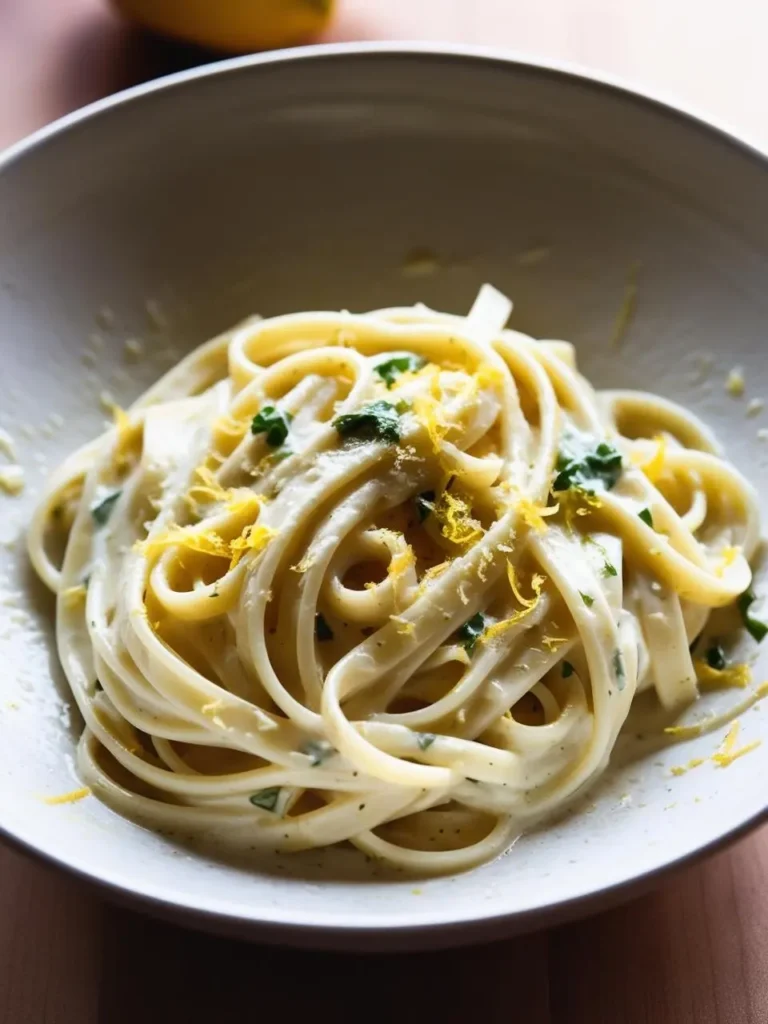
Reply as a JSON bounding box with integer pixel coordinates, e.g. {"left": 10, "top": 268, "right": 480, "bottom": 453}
{"left": 1, "top": 0, "right": 767, "bottom": 150}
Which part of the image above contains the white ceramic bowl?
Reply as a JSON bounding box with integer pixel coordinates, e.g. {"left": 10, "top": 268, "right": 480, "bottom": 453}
{"left": 1, "top": 44, "right": 767, "bottom": 950}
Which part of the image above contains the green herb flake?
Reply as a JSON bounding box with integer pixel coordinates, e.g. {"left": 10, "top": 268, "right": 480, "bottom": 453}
{"left": 251, "top": 406, "right": 293, "bottom": 447}
{"left": 374, "top": 354, "right": 426, "bottom": 388}
{"left": 90, "top": 490, "right": 122, "bottom": 527}
{"left": 333, "top": 400, "right": 401, "bottom": 444}
{"left": 249, "top": 787, "right": 281, "bottom": 812}
{"left": 416, "top": 732, "right": 436, "bottom": 751}
{"left": 638, "top": 507, "right": 654, "bottom": 528}
{"left": 302, "top": 739, "right": 334, "bottom": 766}
{"left": 705, "top": 644, "right": 727, "bottom": 670}
{"left": 602, "top": 561, "right": 618, "bottom": 578}
{"left": 562, "top": 661, "right": 574, "bottom": 678}
{"left": 552, "top": 440, "right": 623, "bottom": 493}
{"left": 457, "top": 612, "right": 486, "bottom": 653}
{"left": 738, "top": 589, "right": 768, "bottom": 643}
{"left": 415, "top": 490, "right": 436, "bottom": 522}
{"left": 315, "top": 613, "right": 334, "bottom": 642}
{"left": 613, "top": 649, "right": 626, "bottom": 690}
{"left": 269, "top": 447, "right": 293, "bottom": 463}
{"left": 580, "top": 592, "right": 594, "bottom": 608}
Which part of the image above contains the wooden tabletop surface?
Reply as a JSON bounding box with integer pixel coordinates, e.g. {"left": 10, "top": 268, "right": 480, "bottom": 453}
{"left": 2, "top": 2, "right": 768, "bottom": 1021}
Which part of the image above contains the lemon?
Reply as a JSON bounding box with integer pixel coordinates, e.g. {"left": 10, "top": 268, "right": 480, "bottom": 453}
{"left": 113, "top": 0, "right": 334, "bottom": 53}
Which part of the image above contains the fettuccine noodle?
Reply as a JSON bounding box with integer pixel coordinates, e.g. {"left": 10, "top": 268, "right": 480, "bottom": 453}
{"left": 28, "top": 286, "right": 762, "bottom": 875}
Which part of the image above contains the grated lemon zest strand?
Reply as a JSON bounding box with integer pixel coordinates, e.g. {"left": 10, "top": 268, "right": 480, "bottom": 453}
{"left": 45, "top": 786, "right": 91, "bottom": 806}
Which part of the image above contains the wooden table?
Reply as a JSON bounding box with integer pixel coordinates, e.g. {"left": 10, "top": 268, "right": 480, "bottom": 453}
{"left": 2, "top": 2, "right": 767, "bottom": 1021}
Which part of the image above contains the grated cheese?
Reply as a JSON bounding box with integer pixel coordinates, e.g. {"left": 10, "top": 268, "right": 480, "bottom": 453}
{"left": 390, "top": 615, "right": 416, "bottom": 636}
{"left": 0, "top": 465, "right": 24, "bottom": 495}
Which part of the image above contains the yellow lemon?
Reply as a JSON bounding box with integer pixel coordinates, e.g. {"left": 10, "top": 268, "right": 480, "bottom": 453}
{"left": 113, "top": 0, "right": 335, "bottom": 53}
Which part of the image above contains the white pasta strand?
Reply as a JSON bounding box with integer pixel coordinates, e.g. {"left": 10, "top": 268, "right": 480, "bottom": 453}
{"left": 29, "top": 287, "right": 762, "bottom": 876}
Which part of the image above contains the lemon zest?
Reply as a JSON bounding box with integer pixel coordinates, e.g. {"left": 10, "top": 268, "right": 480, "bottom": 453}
{"left": 507, "top": 563, "right": 545, "bottom": 607}
{"left": 413, "top": 390, "right": 449, "bottom": 454}
{"left": 712, "top": 721, "right": 761, "bottom": 768}
{"left": 694, "top": 658, "right": 751, "bottom": 691}
{"left": 138, "top": 523, "right": 230, "bottom": 560}
{"left": 389, "top": 545, "right": 416, "bottom": 578}
{"left": 516, "top": 497, "right": 558, "bottom": 533}
{"left": 542, "top": 634, "right": 568, "bottom": 651}
{"left": 560, "top": 489, "right": 602, "bottom": 531}
{"left": 229, "top": 524, "right": 278, "bottom": 569}
{"left": 433, "top": 491, "right": 483, "bottom": 546}
{"left": 45, "top": 786, "right": 91, "bottom": 806}
{"left": 482, "top": 569, "right": 544, "bottom": 643}
{"left": 670, "top": 757, "right": 706, "bottom": 777}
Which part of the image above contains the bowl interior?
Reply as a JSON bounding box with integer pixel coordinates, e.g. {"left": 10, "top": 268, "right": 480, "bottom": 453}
{"left": 1, "top": 47, "right": 767, "bottom": 947}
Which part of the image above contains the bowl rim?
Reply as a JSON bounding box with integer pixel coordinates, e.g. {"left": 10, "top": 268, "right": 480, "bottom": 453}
{"left": 2, "top": 40, "right": 767, "bottom": 946}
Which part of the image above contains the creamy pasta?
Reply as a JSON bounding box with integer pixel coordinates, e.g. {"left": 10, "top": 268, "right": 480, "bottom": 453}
{"left": 28, "top": 286, "right": 763, "bottom": 875}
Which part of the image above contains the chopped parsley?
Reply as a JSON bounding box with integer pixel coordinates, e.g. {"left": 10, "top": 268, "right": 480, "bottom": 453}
{"left": 251, "top": 406, "right": 293, "bottom": 447}
{"left": 613, "top": 649, "right": 626, "bottom": 690}
{"left": 552, "top": 440, "right": 622, "bottom": 493}
{"left": 457, "top": 612, "right": 486, "bottom": 652}
{"left": 638, "top": 507, "right": 654, "bottom": 528}
{"left": 315, "top": 613, "right": 334, "bottom": 642}
{"left": 738, "top": 589, "right": 768, "bottom": 642}
{"left": 333, "top": 401, "right": 401, "bottom": 444}
{"left": 90, "top": 489, "right": 122, "bottom": 527}
{"left": 580, "top": 591, "right": 594, "bottom": 607}
{"left": 602, "top": 561, "right": 618, "bottom": 578}
{"left": 705, "top": 644, "right": 727, "bottom": 670}
{"left": 374, "top": 353, "right": 426, "bottom": 388}
{"left": 561, "top": 661, "right": 574, "bottom": 678}
{"left": 302, "top": 739, "right": 334, "bottom": 766}
{"left": 249, "top": 787, "right": 281, "bottom": 812}
{"left": 415, "top": 490, "right": 436, "bottom": 522}
{"left": 416, "top": 732, "right": 436, "bottom": 751}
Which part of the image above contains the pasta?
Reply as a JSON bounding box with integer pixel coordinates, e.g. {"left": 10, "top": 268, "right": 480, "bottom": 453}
{"left": 28, "top": 286, "right": 764, "bottom": 875}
